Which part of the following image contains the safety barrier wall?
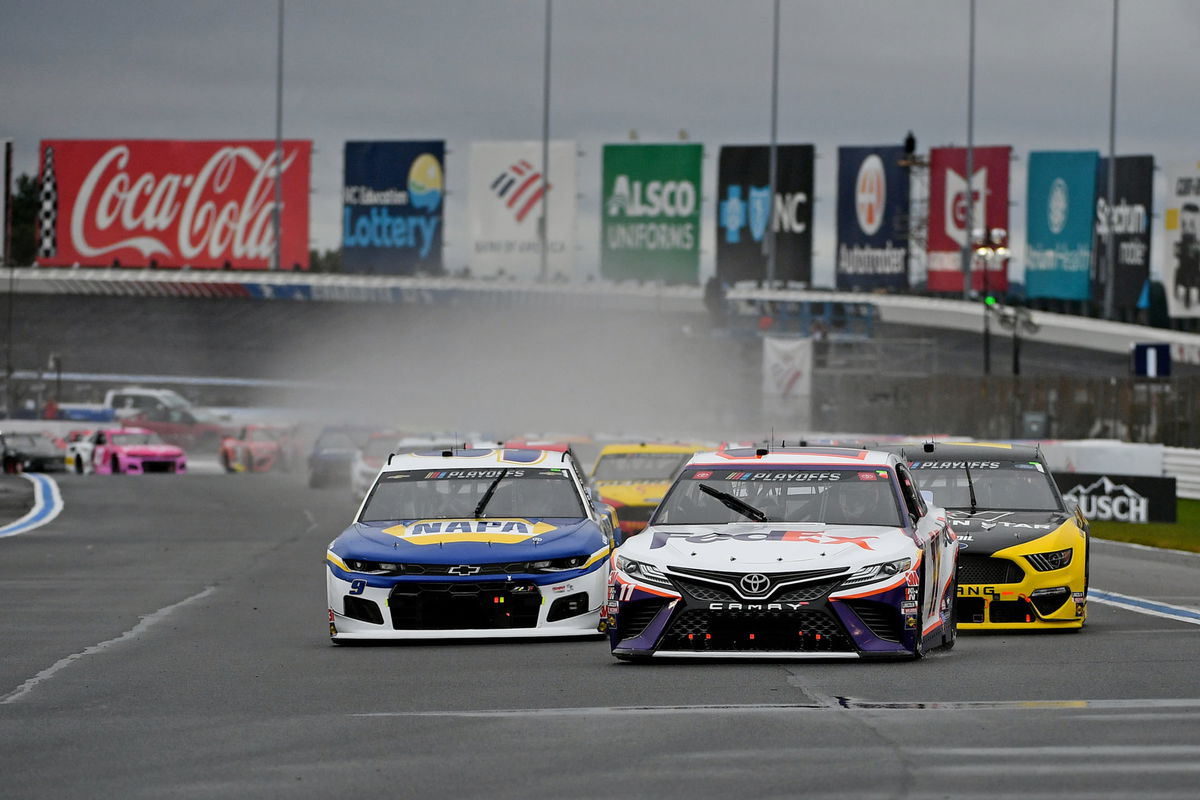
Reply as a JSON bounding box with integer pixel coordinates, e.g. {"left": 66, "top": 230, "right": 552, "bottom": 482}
{"left": 1164, "top": 448, "right": 1200, "bottom": 501}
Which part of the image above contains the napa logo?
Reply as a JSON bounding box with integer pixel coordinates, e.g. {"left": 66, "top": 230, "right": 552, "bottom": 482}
{"left": 382, "top": 518, "right": 558, "bottom": 545}
{"left": 409, "top": 153, "right": 443, "bottom": 212}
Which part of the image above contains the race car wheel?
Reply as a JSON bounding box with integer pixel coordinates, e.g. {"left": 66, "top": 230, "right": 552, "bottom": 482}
{"left": 111, "top": 455, "right": 122, "bottom": 475}
{"left": 74, "top": 456, "right": 84, "bottom": 475}
{"left": 222, "top": 452, "right": 235, "bottom": 473}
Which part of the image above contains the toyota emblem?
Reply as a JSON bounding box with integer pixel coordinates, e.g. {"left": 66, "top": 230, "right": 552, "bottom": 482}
{"left": 739, "top": 573, "right": 770, "bottom": 596}
{"left": 447, "top": 564, "right": 481, "bottom": 576}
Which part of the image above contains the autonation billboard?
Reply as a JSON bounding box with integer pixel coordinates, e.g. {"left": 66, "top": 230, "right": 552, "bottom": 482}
{"left": 836, "top": 145, "right": 910, "bottom": 290}
{"left": 1025, "top": 150, "right": 1098, "bottom": 301}
{"left": 342, "top": 141, "right": 444, "bottom": 275}
{"left": 601, "top": 143, "right": 702, "bottom": 284}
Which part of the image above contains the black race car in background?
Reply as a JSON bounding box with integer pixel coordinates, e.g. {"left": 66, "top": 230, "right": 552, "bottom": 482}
{"left": 1, "top": 430, "right": 67, "bottom": 473}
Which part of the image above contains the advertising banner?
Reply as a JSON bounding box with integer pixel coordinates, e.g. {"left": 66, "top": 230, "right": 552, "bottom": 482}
{"left": 342, "top": 141, "right": 444, "bottom": 275}
{"left": 1092, "top": 155, "right": 1153, "bottom": 309}
{"left": 926, "top": 146, "right": 1010, "bottom": 293}
{"left": 35, "top": 139, "right": 311, "bottom": 269}
{"left": 1163, "top": 161, "right": 1200, "bottom": 318}
{"left": 1055, "top": 473, "right": 1176, "bottom": 524}
{"left": 835, "top": 145, "right": 910, "bottom": 290}
{"left": 468, "top": 141, "right": 575, "bottom": 280}
{"left": 716, "top": 144, "right": 813, "bottom": 284}
{"left": 1025, "top": 151, "right": 1098, "bottom": 301}
{"left": 601, "top": 143, "right": 702, "bottom": 284}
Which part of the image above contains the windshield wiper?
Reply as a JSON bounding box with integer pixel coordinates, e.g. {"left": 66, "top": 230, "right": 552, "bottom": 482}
{"left": 963, "top": 462, "right": 978, "bottom": 515}
{"left": 698, "top": 483, "right": 768, "bottom": 523}
{"left": 473, "top": 469, "right": 508, "bottom": 518}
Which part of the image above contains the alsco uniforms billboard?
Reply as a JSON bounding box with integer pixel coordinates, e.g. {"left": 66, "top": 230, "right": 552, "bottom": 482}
{"left": 836, "top": 145, "right": 910, "bottom": 290}
{"left": 342, "top": 141, "right": 444, "bottom": 275}
{"left": 1025, "top": 151, "right": 1098, "bottom": 301}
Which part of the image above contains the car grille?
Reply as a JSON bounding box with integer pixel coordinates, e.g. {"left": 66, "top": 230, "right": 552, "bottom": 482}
{"left": 958, "top": 554, "right": 1025, "bottom": 585}
{"left": 659, "top": 608, "right": 851, "bottom": 653}
{"left": 547, "top": 592, "right": 589, "bottom": 622}
{"left": 842, "top": 599, "right": 902, "bottom": 642}
{"left": 388, "top": 580, "right": 541, "bottom": 629}
{"left": 668, "top": 566, "right": 848, "bottom": 600}
{"left": 141, "top": 460, "right": 177, "bottom": 473}
{"left": 957, "top": 596, "right": 986, "bottom": 624}
{"left": 672, "top": 578, "right": 737, "bottom": 602}
{"left": 391, "top": 562, "right": 535, "bottom": 577}
{"left": 616, "top": 598, "right": 669, "bottom": 640}
{"left": 989, "top": 598, "right": 1037, "bottom": 624}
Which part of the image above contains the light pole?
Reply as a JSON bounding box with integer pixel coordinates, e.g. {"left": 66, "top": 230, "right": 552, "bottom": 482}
{"left": 538, "top": 0, "right": 552, "bottom": 282}
{"left": 764, "top": 0, "right": 780, "bottom": 287}
{"left": 962, "top": 0, "right": 976, "bottom": 301}
{"left": 973, "top": 226, "right": 1009, "bottom": 375}
{"left": 1103, "top": 0, "right": 1119, "bottom": 319}
{"left": 271, "top": 0, "right": 284, "bottom": 271}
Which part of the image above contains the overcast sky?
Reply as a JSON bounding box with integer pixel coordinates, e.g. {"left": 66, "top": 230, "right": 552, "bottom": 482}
{"left": 3, "top": 0, "right": 1197, "bottom": 285}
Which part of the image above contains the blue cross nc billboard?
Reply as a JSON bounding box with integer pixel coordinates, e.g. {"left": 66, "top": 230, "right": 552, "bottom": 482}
{"left": 342, "top": 141, "right": 444, "bottom": 275}
{"left": 836, "top": 145, "right": 910, "bottom": 290}
{"left": 1025, "top": 151, "right": 1098, "bottom": 301}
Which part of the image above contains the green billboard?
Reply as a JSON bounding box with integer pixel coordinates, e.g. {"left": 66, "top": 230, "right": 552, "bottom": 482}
{"left": 601, "top": 143, "right": 702, "bottom": 284}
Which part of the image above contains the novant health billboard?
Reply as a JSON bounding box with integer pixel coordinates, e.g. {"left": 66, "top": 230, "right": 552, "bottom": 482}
{"left": 601, "top": 143, "right": 702, "bottom": 284}
{"left": 926, "top": 145, "right": 1010, "bottom": 293}
{"left": 342, "top": 140, "right": 444, "bottom": 275}
{"left": 835, "top": 145, "right": 910, "bottom": 290}
{"left": 35, "top": 139, "right": 311, "bottom": 269}
{"left": 716, "top": 144, "right": 813, "bottom": 284}
{"left": 1025, "top": 150, "right": 1098, "bottom": 301}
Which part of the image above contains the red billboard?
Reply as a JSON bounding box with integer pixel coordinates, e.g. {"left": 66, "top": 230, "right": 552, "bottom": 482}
{"left": 926, "top": 145, "right": 1010, "bottom": 292}
{"left": 36, "top": 139, "right": 311, "bottom": 270}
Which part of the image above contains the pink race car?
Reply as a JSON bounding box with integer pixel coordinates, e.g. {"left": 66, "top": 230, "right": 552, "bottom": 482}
{"left": 80, "top": 427, "right": 188, "bottom": 475}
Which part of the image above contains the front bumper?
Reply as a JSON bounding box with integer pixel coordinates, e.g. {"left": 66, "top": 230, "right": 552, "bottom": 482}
{"left": 956, "top": 538, "right": 1087, "bottom": 630}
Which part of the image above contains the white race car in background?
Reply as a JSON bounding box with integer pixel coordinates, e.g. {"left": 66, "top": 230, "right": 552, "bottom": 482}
{"left": 348, "top": 434, "right": 469, "bottom": 503}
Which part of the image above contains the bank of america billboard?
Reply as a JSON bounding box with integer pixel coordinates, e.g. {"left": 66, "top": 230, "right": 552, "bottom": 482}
{"left": 468, "top": 141, "right": 576, "bottom": 280}
{"left": 836, "top": 145, "right": 909, "bottom": 290}
{"left": 35, "top": 139, "right": 311, "bottom": 269}
{"left": 601, "top": 143, "right": 702, "bottom": 284}
{"left": 926, "top": 146, "right": 1010, "bottom": 293}
{"left": 1164, "top": 161, "right": 1200, "bottom": 318}
{"left": 1093, "top": 155, "right": 1153, "bottom": 310}
{"left": 342, "top": 141, "right": 444, "bottom": 275}
{"left": 1025, "top": 151, "right": 1098, "bottom": 301}
{"left": 716, "top": 144, "right": 813, "bottom": 284}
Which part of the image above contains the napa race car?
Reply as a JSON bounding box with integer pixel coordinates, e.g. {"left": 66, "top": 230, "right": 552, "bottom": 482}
{"left": 326, "top": 448, "right": 616, "bottom": 641}
{"left": 605, "top": 446, "right": 958, "bottom": 660}
{"left": 891, "top": 442, "right": 1088, "bottom": 630}
{"left": 590, "top": 442, "right": 700, "bottom": 538}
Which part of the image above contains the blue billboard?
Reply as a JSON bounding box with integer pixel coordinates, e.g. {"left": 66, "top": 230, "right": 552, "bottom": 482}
{"left": 342, "top": 141, "right": 444, "bottom": 275}
{"left": 1025, "top": 150, "right": 1098, "bottom": 300}
{"left": 835, "top": 146, "right": 910, "bottom": 290}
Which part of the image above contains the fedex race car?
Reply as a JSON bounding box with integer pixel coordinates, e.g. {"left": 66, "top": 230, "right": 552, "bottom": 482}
{"left": 891, "top": 442, "right": 1089, "bottom": 630}
{"left": 590, "top": 442, "right": 701, "bottom": 538}
{"left": 605, "top": 447, "right": 958, "bottom": 660}
{"left": 326, "top": 448, "right": 616, "bottom": 641}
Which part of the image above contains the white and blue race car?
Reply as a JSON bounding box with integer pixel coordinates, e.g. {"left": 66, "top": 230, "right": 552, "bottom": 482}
{"left": 605, "top": 446, "right": 959, "bottom": 660}
{"left": 326, "top": 448, "right": 615, "bottom": 641}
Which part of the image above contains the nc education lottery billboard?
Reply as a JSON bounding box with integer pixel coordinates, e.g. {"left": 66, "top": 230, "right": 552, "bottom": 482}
{"left": 1093, "top": 155, "right": 1153, "bottom": 310}
{"left": 1025, "top": 150, "right": 1098, "bottom": 301}
{"left": 1164, "top": 161, "right": 1200, "bottom": 318}
{"left": 715, "top": 144, "right": 814, "bottom": 285}
{"left": 468, "top": 141, "right": 575, "bottom": 280}
{"left": 342, "top": 141, "right": 444, "bottom": 275}
{"left": 926, "top": 146, "right": 1010, "bottom": 293}
{"left": 601, "top": 143, "right": 702, "bottom": 284}
{"left": 35, "top": 139, "right": 311, "bottom": 269}
{"left": 835, "top": 145, "right": 910, "bottom": 290}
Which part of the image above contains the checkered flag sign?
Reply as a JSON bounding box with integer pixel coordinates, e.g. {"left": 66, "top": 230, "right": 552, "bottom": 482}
{"left": 38, "top": 146, "right": 58, "bottom": 259}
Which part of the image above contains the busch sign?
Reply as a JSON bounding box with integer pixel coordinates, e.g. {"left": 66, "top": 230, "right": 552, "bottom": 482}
{"left": 36, "top": 140, "right": 311, "bottom": 269}
{"left": 1055, "top": 473, "right": 1176, "bottom": 524}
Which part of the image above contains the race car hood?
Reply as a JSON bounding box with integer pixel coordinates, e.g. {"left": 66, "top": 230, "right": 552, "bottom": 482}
{"left": 946, "top": 509, "right": 1072, "bottom": 555}
{"left": 120, "top": 445, "right": 183, "bottom": 458}
{"left": 335, "top": 517, "right": 605, "bottom": 563}
{"left": 596, "top": 481, "right": 670, "bottom": 506}
{"left": 622, "top": 522, "right": 914, "bottom": 571}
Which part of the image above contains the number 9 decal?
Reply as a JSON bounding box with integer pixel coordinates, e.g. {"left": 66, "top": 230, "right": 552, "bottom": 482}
{"left": 349, "top": 579, "right": 366, "bottom": 595}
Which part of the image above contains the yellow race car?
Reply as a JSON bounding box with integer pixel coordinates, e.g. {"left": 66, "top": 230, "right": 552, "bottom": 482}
{"left": 892, "top": 441, "right": 1088, "bottom": 631}
{"left": 590, "top": 442, "right": 701, "bottom": 539}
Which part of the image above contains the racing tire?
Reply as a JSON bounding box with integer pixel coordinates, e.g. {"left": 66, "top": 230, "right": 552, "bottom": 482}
{"left": 74, "top": 456, "right": 85, "bottom": 475}
{"left": 111, "top": 455, "right": 122, "bottom": 475}
{"left": 221, "top": 452, "right": 235, "bottom": 474}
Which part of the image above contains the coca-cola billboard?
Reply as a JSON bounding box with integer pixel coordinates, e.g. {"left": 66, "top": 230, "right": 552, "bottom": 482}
{"left": 36, "top": 139, "right": 311, "bottom": 269}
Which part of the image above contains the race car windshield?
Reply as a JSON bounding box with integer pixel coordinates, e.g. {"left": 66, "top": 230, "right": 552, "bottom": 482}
{"left": 652, "top": 468, "right": 903, "bottom": 527}
{"left": 908, "top": 460, "right": 1061, "bottom": 511}
{"left": 4, "top": 434, "right": 47, "bottom": 448}
{"left": 110, "top": 432, "right": 164, "bottom": 446}
{"left": 360, "top": 468, "right": 585, "bottom": 522}
{"left": 593, "top": 452, "right": 691, "bottom": 481}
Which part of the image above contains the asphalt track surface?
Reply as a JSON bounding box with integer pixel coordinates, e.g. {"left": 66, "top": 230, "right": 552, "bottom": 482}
{"left": 2, "top": 473, "right": 1199, "bottom": 799}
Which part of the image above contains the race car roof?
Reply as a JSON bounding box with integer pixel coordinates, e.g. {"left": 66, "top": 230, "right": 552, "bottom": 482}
{"left": 688, "top": 446, "right": 899, "bottom": 468}
{"left": 382, "top": 447, "right": 577, "bottom": 474}
{"left": 882, "top": 441, "right": 1045, "bottom": 463}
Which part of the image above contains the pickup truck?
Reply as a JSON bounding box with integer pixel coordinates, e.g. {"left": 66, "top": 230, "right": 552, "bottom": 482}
{"left": 54, "top": 388, "right": 233, "bottom": 449}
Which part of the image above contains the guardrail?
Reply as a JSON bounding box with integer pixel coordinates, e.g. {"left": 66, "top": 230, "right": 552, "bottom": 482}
{"left": 1164, "top": 448, "right": 1200, "bottom": 501}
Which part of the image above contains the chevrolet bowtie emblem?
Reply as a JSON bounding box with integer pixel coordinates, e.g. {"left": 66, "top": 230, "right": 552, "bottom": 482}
{"left": 447, "top": 564, "right": 482, "bottom": 576}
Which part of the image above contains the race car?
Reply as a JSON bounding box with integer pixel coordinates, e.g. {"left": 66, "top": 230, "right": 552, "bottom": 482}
{"left": 349, "top": 433, "right": 466, "bottom": 503}
{"left": 0, "top": 430, "right": 67, "bottom": 473}
{"left": 590, "top": 442, "right": 701, "bottom": 539}
{"left": 326, "top": 447, "right": 616, "bottom": 641}
{"left": 77, "top": 427, "right": 187, "bottom": 475}
{"left": 308, "top": 425, "right": 377, "bottom": 488}
{"left": 220, "top": 424, "right": 299, "bottom": 473}
{"left": 605, "top": 446, "right": 958, "bottom": 660}
{"left": 891, "top": 441, "right": 1089, "bottom": 630}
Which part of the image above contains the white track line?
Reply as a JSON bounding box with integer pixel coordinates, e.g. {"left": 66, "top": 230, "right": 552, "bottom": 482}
{"left": 1090, "top": 589, "right": 1200, "bottom": 626}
